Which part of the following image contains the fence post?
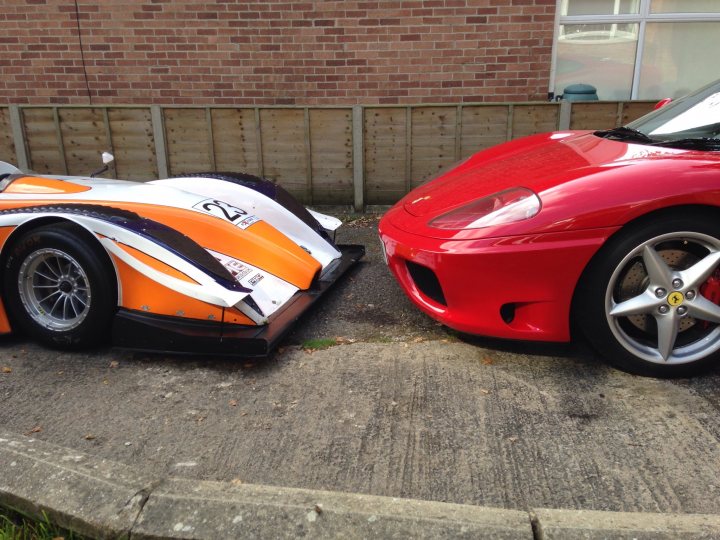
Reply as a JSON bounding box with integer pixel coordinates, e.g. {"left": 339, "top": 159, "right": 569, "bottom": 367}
{"left": 558, "top": 101, "right": 572, "bottom": 130}
{"left": 352, "top": 105, "right": 364, "bottom": 212}
{"left": 506, "top": 104, "right": 514, "bottom": 140}
{"left": 303, "top": 107, "right": 313, "bottom": 204}
{"left": 615, "top": 102, "right": 624, "bottom": 127}
{"left": 404, "top": 106, "right": 412, "bottom": 195}
{"left": 151, "top": 105, "right": 168, "bottom": 179}
{"left": 52, "top": 107, "right": 68, "bottom": 175}
{"left": 254, "top": 108, "right": 264, "bottom": 178}
{"left": 8, "top": 106, "right": 29, "bottom": 170}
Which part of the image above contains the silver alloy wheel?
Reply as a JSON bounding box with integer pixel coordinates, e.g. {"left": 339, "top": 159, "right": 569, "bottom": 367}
{"left": 17, "top": 248, "right": 92, "bottom": 331}
{"left": 606, "top": 231, "right": 720, "bottom": 365}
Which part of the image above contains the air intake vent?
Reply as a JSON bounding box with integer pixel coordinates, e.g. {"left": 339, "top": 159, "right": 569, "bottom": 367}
{"left": 406, "top": 261, "right": 446, "bottom": 306}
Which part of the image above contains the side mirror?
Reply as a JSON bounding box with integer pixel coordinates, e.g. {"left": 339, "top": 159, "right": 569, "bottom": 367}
{"left": 654, "top": 98, "right": 672, "bottom": 110}
{"left": 91, "top": 151, "right": 115, "bottom": 178}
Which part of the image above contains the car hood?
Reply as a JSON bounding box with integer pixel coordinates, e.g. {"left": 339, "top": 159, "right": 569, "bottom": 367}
{"left": 403, "top": 132, "right": 667, "bottom": 216}
{"left": 388, "top": 131, "right": 720, "bottom": 239}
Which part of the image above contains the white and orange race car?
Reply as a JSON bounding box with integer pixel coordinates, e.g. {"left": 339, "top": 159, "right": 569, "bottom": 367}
{"left": 0, "top": 158, "right": 363, "bottom": 355}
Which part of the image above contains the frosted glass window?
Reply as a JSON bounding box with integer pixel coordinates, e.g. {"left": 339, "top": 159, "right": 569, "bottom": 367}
{"left": 555, "top": 24, "right": 639, "bottom": 100}
{"left": 561, "top": 0, "right": 640, "bottom": 16}
{"left": 637, "top": 22, "right": 720, "bottom": 99}
{"left": 651, "top": 0, "right": 720, "bottom": 13}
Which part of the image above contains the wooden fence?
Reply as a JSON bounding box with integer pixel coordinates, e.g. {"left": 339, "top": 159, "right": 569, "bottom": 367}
{"left": 0, "top": 101, "right": 656, "bottom": 209}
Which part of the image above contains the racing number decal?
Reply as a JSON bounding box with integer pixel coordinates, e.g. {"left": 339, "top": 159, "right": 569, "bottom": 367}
{"left": 198, "top": 199, "right": 246, "bottom": 222}
{"left": 193, "top": 199, "right": 261, "bottom": 230}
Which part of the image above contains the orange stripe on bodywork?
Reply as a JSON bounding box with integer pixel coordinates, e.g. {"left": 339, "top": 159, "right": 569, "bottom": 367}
{"left": 0, "top": 297, "right": 11, "bottom": 334}
{"left": 118, "top": 204, "right": 320, "bottom": 289}
{"left": 0, "top": 227, "right": 16, "bottom": 333}
{"left": 4, "top": 177, "right": 91, "bottom": 194}
{"left": 0, "top": 199, "right": 321, "bottom": 290}
{"left": 111, "top": 254, "right": 255, "bottom": 326}
{"left": 0, "top": 226, "right": 15, "bottom": 251}
{"left": 114, "top": 242, "right": 199, "bottom": 284}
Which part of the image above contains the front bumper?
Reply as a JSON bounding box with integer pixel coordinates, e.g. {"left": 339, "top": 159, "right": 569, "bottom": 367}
{"left": 111, "top": 244, "right": 364, "bottom": 356}
{"left": 379, "top": 218, "right": 617, "bottom": 342}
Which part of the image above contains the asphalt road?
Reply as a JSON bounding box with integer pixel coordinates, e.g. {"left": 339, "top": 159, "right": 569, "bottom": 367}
{"left": 1, "top": 218, "right": 719, "bottom": 515}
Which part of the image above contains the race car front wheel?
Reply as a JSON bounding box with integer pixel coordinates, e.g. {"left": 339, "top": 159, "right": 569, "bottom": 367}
{"left": 576, "top": 212, "right": 720, "bottom": 377}
{"left": 3, "top": 223, "right": 117, "bottom": 349}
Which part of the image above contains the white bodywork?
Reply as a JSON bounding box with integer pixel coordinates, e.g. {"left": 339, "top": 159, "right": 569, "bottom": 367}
{"left": 149, "top": 177, "right": 341, "bottom": 268}
{"left": 0, "top": 167, "right": 344, "bottom": 322}
{"left": 0, "top": 211, "right": 249, "bottom": 308}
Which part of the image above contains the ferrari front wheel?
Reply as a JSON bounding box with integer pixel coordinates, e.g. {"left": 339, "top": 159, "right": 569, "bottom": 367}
{"left": 3, "top": 223, "right": 117, "bottom": 349}
{"left": 577, "top": 214, "right": 720, "bottom": 377}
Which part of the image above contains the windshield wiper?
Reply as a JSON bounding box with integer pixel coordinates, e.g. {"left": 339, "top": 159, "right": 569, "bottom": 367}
{"left": 648, "top": 137, "right": 720, "bottom": 150}
{"left": 594, "top": 126, "right": 656, "bottom": 143}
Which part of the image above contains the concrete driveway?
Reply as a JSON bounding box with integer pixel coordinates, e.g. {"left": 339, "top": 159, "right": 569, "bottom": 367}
{"left": 0, "top": 217, "right": 719, "bottom": 538}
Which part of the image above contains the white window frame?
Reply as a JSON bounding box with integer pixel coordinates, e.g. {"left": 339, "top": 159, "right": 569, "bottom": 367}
{"left": 551, "top": 0, "right": 720, "bottom": 99}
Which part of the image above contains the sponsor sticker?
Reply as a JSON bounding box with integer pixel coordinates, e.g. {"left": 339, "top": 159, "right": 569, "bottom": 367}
{"left": 236, "top": 215, "right": 261, "bottom": 230}
{"left": 249, "top": 273, "right": 264, "bottom": 286}
{"left": 222, "top": 259, "right": 253, "bottom": 281}
{"left": 193, "top": 198, "right": 260, "bottom": 229}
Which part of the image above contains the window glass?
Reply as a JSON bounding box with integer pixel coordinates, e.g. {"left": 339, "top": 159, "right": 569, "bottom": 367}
{"left": 628, "top": 80, "right": 720, "bottom": 138}
{"left": 555, "top": 23, "right": 639, "bottom": 100}
{"left": 560, "top": 0, "right": 640, "bottom": 16}
{"left": 651, "top": 0, "right": 720, "bottom": 13}
{"left": 637, "top": 22, "right": 720, "bottom": 99}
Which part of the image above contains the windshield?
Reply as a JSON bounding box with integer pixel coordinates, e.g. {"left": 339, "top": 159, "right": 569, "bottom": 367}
{"left": 626, "top": 79, "right": 720, "bottom": 142}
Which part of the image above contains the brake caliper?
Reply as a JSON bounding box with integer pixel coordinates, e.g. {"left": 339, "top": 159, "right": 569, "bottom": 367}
{"left": 699, "top": 269, "right": 720, "bottom": 328}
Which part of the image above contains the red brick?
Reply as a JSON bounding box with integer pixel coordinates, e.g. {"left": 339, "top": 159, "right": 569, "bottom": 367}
{"left": 0, "top": 0, "right": 554, "bottom": 105}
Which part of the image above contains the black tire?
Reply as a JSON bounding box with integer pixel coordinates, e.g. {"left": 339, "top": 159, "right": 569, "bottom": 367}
{"left": 3, "top": 222, "right": 117, "bottom": 349}
{"left": 575, "top": 212, "right": 720, "bottom": 377}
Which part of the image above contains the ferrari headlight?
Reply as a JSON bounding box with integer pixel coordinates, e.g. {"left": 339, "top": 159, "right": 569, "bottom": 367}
{"left": 428, "top": 187, "right": 540, "bottom": 230}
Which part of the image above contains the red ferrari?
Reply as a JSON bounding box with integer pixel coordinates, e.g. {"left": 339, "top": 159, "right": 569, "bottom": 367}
{"left": 379, "top": 79, "right": 720, "bottom": 377}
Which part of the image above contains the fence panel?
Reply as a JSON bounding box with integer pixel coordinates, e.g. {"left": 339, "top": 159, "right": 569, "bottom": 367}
{"left": 621, "top": 101, "right": 657, "bottom": 125}
{"left": 211, "top": 108, "right": 261, "bottom": 176}
{"left": 58, "top": 108, "right": 108, "bottom": 176}
{"left": 165, "top": 108, "right": 213, "bottom": 176}
{"left": 364, "top": 107, "right": 408, "bottom": 205}
{"left": 411, "top": 107, "right": 458, "bottom": 189}
{"left": 512, "top": 104, "right": 560, "bottom": 139}
{"left": 460, "top": 105, "right": 510, "bottom": 159}
{"left": 107, "top": 108, "right": 158, "bottom": 181}
{"left": 23, "top": 108, "right": 66, "bottom": 174}
{"left": 259, "top": 109, "right": 308, "bottom": 202}
{"left": 0, "top": 108, "right": 16, "bottom": 165}
{"left": 309, "top": 108, "right": 353, "bottom": 205}
{"left": 0, "top": 101, "right": 657, "bottom": 207}
{"left": 570, "top": 103, "right": 621, "bottom": 130}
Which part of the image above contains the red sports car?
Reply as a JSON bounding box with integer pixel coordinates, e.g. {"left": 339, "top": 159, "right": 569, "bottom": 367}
{"left": 379, "top": 79, "right": 720, "bottom": 377}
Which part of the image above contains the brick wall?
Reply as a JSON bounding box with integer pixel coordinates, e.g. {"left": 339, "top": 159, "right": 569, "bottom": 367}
{"left": 0, "top": 0, "right": 556, "bottom": 106}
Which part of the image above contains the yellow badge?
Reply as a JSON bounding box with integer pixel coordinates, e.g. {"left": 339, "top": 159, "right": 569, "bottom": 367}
{"left": 668, "top": 292, "right": 684, "bottom": 307}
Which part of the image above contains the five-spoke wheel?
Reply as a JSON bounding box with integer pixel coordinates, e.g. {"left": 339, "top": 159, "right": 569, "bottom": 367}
{"left": 577, "top": 214, "right": 720, "bottom": 376}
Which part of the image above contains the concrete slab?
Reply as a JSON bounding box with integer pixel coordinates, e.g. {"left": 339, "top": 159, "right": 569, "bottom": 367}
{"left": 1, "top": 340, "right": 718, "bottom": 515}
{"left": 534, "top": 508, "right": 720, "bottom": 539}
{"left": 0, "top": 430, "right": 153, "bottom": 539}
{"left": 133, "top": 479, "right": 532, "bottom": 539}
{"left": 0, "top": 429, "right": 532, "bottom": 539}
{"left": 3, "top": 430, "right": 718, "bottom": 540}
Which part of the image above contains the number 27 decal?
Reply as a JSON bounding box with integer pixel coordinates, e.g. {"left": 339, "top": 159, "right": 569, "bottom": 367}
{"left": 193, "top": 199, "right": 261, "bottom": 230}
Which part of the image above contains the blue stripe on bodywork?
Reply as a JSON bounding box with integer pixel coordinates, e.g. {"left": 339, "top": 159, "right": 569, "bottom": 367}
{"left": 0, "top": 204, "right": 251, "bottom": 294}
